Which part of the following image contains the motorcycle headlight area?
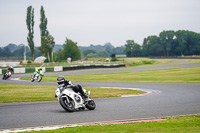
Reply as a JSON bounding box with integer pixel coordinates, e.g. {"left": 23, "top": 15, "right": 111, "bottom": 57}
{"left": 55, "top": 87, "right": 62, "bottom": 96}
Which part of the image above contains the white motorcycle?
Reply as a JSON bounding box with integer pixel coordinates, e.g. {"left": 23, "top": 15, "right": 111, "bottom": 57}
{"left": 55, "top": 84, "right": 96, "bottom": 112}
{"left": 31, "top": 71, "right": 44, "bottom": 82}
{"left": 2, "top": 71, "right": 12, "bottom": 80}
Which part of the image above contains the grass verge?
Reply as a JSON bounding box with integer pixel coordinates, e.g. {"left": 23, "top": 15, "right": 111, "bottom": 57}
{"left": 0, "top": 84, "right": 144, "bottom": 103}
{"left": 20, "top": 114, "right": 200, "bottom": 133}
{"left": 21, "top": 66, "right": 200, "bottom": 83}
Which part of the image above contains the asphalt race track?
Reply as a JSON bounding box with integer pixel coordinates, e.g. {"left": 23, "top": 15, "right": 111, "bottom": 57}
{"left": 0, "top": 63, "right": 200, "bottom": 131}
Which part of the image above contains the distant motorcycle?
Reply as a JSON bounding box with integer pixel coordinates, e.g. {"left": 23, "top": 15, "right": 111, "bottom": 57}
{"left": 31, "top": 71, "right": 44, "bottom": 82}
{"left": 2, "top": 71, "right": 12, "bottom": 80}
{"left": 55, "top": 84, "right": 96, "bottom": 112}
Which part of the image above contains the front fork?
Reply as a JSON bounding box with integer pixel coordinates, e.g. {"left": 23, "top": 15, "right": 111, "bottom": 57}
{"left": 61, "top": 95, "right": 70, "bottom": 103}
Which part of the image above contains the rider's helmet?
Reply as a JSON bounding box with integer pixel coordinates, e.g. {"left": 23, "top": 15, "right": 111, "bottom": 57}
{"left": 39, "top": 67, "right": 42, "bottom": 71}
{"left": 57, "top": 75, "right": 65, "bottom": 85}
{"left": 10, "top": 66, "right": 13, "bottom": 69}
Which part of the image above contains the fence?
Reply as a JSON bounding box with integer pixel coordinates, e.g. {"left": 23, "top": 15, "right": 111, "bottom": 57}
{"left": 0, "top": 64, "right": 125, "bottom": 74}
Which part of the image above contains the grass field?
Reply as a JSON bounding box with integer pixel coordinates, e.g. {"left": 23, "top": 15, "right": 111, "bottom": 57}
{"left": 21, "top": 66, "right": 200, "bottom": 83}
{"left": 20, "top": 114, "right": 200, "bottom": 133}
{"left": 0, "top": 84, "right": 144, "bottom": 103}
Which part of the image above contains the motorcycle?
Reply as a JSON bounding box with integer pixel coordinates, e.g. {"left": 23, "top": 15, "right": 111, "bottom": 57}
{"left": 2, "top": 71, "right": 12, "bottom": 80}
{"left": 31, "top": 71, "right": 44, "bottom": 82}
{"left": 55, "top": 84, "right": 96, "bottom": 112}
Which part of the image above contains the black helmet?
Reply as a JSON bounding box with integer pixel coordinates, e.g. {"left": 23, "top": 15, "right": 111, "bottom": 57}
{"left": 57, "top": 75, "right": 65, "bottom": 85}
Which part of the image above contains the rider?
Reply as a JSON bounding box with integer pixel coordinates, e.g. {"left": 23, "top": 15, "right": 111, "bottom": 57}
{"left": 7, "top": 66, "right": 14, "bottom": 76}
{"left": 35, "top": 67, "right": 43, "bottom": 78}
{"left": 36, "top": 67, "right": 42, "bottom": 73}
{"left": 57, "top": 75, "right": 88, "bottom": 99}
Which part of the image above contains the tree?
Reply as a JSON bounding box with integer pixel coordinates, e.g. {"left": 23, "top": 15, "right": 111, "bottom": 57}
{"left": 97, "top": 51, "right": 109, "bottom": 57}
{"left": 82, "top": 49, "right": 96, "bottom": 57}
{"left": 12, "top": 44, "right": 25, "bottom": 57}
{"left": 142, "top": 30, "right": 200, "bottom": 57}
{"left": 55, "top": 49, "right": 65, "bottom": 61}
{"left": 39, "top": 6, "right": 48, "bottom": 37}
{"left": 26, "top": 6, "right": 35, "bottom": 60}
{"left": 39, "top": 6, "right": 48, "bottom": 57}
{"left": 142, "top": 35, "right": 162, "bottom": 56}
{"left": 46, "top": 34, "right": 55, "bottom": 62}
{"left": 174, "top": 30, "right": 187, "bottom": 56}
{"left": 113, "top": 46, "right": 125, "bottom": 55}
{"left": 159, "top": 30, "right": 176, "bottom": 56}
{"left": 39, "top": 6, "right": 55, "bottom": 62}
{"left": 63, "top": 38, "right": 81, "bottom": 61}
{"left": 2, "top": 46, "right": 12, "bottom": 57}
{"left": 124, "top": 40, "right": 142, "bottom": 57}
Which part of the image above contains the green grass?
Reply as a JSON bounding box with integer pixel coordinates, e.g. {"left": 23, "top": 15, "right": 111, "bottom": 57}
{"left": 0, "top": 84, "right": 56, "bottom": 103}
{"left": 20, "top": 114, "right": 200, "bottom": 133}
{"left": 0, "top": 84, "right": 144, "bottom": 103}
{"left": 124, "top": 58, "right": 200, "bottom": 65}
{"left": 21, "top": 66, "right": 200, "bottom": 83}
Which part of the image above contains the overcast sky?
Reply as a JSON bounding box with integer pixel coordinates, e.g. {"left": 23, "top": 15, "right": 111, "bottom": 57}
{"left": 0, "top": 0, "right": 200, "bottom": 47}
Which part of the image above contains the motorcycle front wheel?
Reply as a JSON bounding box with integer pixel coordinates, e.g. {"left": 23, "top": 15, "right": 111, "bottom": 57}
{"left": 31, "top": 75, "right": 35, "bottom": 82}
{"left": 86, "top": 100, "right": 96, "bottom": 110}
{"left": 31, "top": 77, "right": 35, "bottom": 82}
{"left": 38, "top": 76, "right": 42, "bottom": 82}
{"left": 59, "top": 95, "right": 75, "bottom": 112}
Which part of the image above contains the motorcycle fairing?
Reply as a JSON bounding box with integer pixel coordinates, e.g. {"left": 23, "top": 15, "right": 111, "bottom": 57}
{"left": 62, "top": 88, "right": 85, "bottom": 108}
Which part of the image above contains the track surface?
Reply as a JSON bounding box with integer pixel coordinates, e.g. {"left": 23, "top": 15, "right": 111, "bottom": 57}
{"left": 0, "top": 63, "right": 200, "bottom": 130}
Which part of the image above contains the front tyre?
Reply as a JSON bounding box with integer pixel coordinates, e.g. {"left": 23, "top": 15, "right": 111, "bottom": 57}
{"left": 38, "top": 76, "right": 42, "bottom": 82}
{"left": 31, "top": 78, "right": 35, "bottom": 82}
{"left": 59, "top": 95, "right": 75, "bottom": 112}
{"left": 31, "top": 75, "right": 35, "bottom": 82}
{"left": 86, "top": 100, "right": 96, "bottom": 110}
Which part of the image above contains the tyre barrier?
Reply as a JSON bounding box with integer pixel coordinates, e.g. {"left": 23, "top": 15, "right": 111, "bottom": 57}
{"left": 0, "top": 64, "right": 125, "bottom": 74}
{"left": 63, "top": 64, "right": 125, "bottom": 71}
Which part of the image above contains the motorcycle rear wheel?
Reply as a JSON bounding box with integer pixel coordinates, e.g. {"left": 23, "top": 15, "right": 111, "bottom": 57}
{"left": 59, "top": 95, "right": 75, "bottom": 112}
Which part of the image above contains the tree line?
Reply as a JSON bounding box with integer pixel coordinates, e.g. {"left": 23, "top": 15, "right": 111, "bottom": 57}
{"left": 0, "top": 44, "right": 41, "bottom": 59}
{"left": 3, "top": 5, "right": 200, "bottom": 60}
{"left": 79, "top": 43, "right": 125, "bottom": 58}
{"left": 0, "top": 43, "right": 124, "bottom": 61}
{"left": 125, "top": 30, "right": 200, "bottom": 57}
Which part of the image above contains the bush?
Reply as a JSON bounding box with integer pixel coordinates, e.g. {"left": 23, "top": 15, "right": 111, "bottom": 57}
{"left": 132, "top": 61, "right": 143, "bottom": 66}
{"left": 27, "top": 60, "right": 32, "bottom": 64}
{"left": 44, "top": 59, "right": 49, "bottom": 63}
{"left": 111, "top": 57, "right": 118, "bottom": 62}
{"left": 142, "top": 60, "right": 156, "bottom": 64}
{"left": 131, "top": 60, "right": 156, "bottom": 66}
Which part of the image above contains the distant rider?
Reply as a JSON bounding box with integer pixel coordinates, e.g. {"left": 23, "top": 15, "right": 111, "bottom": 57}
{"left": 7, "top": 66, "right": 14, "bottom": 76}
{"left": 56, "top": 75, "right": 88, "bottom": 99}
{"left": 34, "top": 67, "right": 43, "bottom": 79}
{"left": 36, "top": 67, "right": 42, "bottom": 74}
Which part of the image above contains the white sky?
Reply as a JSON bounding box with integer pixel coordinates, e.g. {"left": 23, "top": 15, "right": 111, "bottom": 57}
{"left": 0, "top": 0, "right": 200, "bottom": 47}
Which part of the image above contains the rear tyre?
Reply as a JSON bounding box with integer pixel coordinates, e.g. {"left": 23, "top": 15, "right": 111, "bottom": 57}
{"left": 86, "top": 100, "right": 96, "bottom": 110}
{"left": 59, "top": 95, "right": 75, "bottom": 112}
